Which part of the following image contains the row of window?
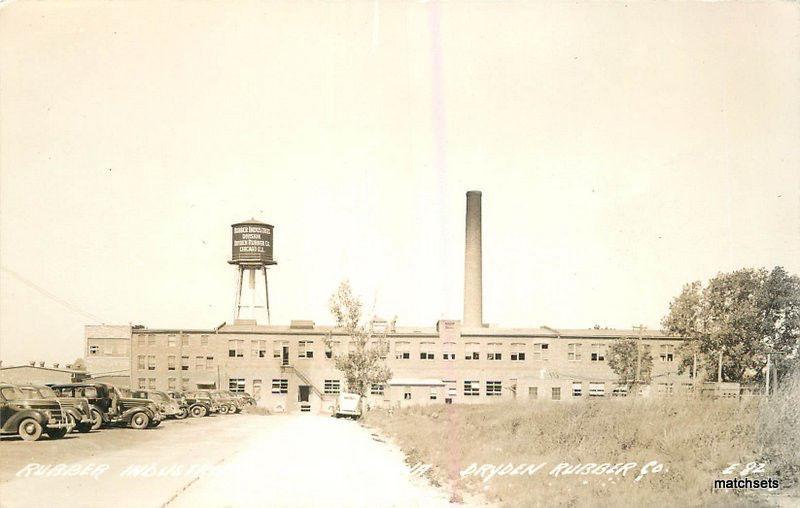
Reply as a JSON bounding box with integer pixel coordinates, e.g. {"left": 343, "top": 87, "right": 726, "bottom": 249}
{"left": 137, "top": 377, "right": 190, "bottom": 390}
{"left": 136, "top": 355, "right": 214, "bottom": 371}
{"left": 136, "top": 334, "right": 210, "bottom": 347}
{"left": 138, "top": 336, "right": 676, "bottom": 364}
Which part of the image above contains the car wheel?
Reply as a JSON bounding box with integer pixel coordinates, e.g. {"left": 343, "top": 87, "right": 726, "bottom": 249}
{"left": 190, "top": 405, "right": 206, "bottom": 418}
{"left": 149, "top": 419, "right": 161, "bottom": 428}
{"left": 175, "top": 408, "right": 188, "bottom": 420}
{"left": 18, "top": 418, "right": 43, "bottom": 441}
{"left": 219, "top": 405, "right": 228, "bottom": 415}
{"left": 90, "top": 408, "right": 103, "bottom": 430}
{"left": 76, "top": 422, "right": 93, "bottom": 433}
{"left": 130, "top": 412, "right": 150, "bottom": 429}
{"left": 46, "top": 427, "right": 69, "bottom": 439}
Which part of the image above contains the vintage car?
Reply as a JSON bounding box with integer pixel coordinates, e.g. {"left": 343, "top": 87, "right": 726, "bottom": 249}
{"left": 164, "top": 391, "right": 190, "bottom": 419}
{"left": 0, "top": 383, "right": 74, "bottom": 441}
{"left": 19, "top": 384, "right": 94, "bottom": 433}
{"left": 221, "top": 391, "right": 246, "bottom": 413}
{"left": 333, "top": 392, "right": 363, "bottom": 419}
{"left": 210, "top": 390, "right": 238, "bottom": 414}
{"left": 124, "top": 389, "right": 187, "bottom": 420}
{"left": 50, "top": 383, "right": 162, "bottom": 430}
{"left": 183, "top": 390, "right": 217, "bottom": 417}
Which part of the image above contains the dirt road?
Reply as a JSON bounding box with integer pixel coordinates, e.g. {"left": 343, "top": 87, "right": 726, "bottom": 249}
{"left": 0, "top": 413, "right": 477, "bottom": 508}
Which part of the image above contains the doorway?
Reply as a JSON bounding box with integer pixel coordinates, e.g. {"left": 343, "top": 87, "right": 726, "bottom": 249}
{"left": 298, "top": 385, "right": 310, "bottom": 403}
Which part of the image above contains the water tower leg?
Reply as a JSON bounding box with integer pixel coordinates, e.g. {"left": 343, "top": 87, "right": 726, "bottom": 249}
{"left": 263, "top": 266, "right": 271, "bottom": 325}
{"left": 234, "top": 265, "right": 244, "bottom": 320}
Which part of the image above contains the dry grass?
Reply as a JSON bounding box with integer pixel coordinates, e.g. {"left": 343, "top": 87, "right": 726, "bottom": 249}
{"left": 757, "top": 367, "right": 800, "bottom": 489}
{"left": 363, "top": 393, "right": 796, "bottom": 508}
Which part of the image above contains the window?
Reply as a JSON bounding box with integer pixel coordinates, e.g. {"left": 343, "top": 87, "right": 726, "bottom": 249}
{"left": 568, "top": 343, "right": 583, "bottom": 361}
{"left": 181, "top": 378, "right": 189, "bottom": 390}
{"left": 528, "top": 387, "right": 538, "bottom": 399}
{"left": 551, "top": 387, "right": 561, "bottom": 400}
{"left": 371, "top": 384, "right": 385, "bottom": 396}
{"left": 463, "top": 380, "right": 480, "bottom": 396}
{"left": 510, "top": 344, "right": 526, "bottom": 361}
{"left": 324, "top": 380, "right": 340, "bottom": 394}
{"left": 486, "top": 381, "right": 502, "bottom": 396}
{"left": 138, "top": 378, "right": 146, "bottom": 389}
{"left": 395, "top": 342, "right": 410, "bottom": 360}
{"left": 168, "top": 335, "right": 177, "bottom": 347}
{"left": 299, "top": 341, "right": 314, "bottom": 358}
{"left": 612, "top": 384, "right": 629, "bottom": 397}
{"left": 147, "top": 335, "right": 156, "bottom": 346}
{"left": 148, "top": 378, "right": 156, "bottom": 389}
{"left": 205, "top": 356, "right": 214, "bottom": 370}
{"left": 137, "top": 355, "right": 145, "bottom": 370}
{"left": 325, "top": 341, "right": 340, "bottom": 359}
{"left": 404, "top": 391, "right": 411, "bottom": 400}
{"left": 532, "top": 343, "right": 549, "bottom": 361}
{"left": 229, "top": 378, "right": 246, "bottom": 393}
{"left": 572, "top": 382, "right": 583, "bottom": 397}
{"left": 658, "top": 383, "right": 674, "bottom": 396}
{"left": 195, "top": 356, "right": 204, "bottom": 369}
{"left": 429, "top": 388, "right": 437, "bottom": 400}
{"left": 590, "top": 344, "right": 606, "bottom": 362}
{"left": 253, "top": 379, "right": 262, "bottom": 399}
{"left": 442, "top": 342, "right": 456, "bottom": 360}
{"left": 89, "top": 345, "right": 100, "bottom": 355}
{"left": 137, "top": 336, "right": 145, "bottom": 347}
{"left": 660, "top": 345, "right": 675, "bottom": 362}
{"left": 588, "top": 382, "right": 606, "bottom": 397}
{"left": 200, "top": 335, "right": 209, "bottom": 346}
{"left": 487, "top": 343, "right": 502, "bottom": 361}
{"left": 250, "top": 340, "right": 266, "bottom": 358}
{"left": 228, "top": 339, "right": 244, "bottom": 358}
{"left": 181, "top": 355, "right": 189, "bottom": 371}
{"left": 147, "top": 355, "right": 156, "bottom": 371}
{"left": 420, "top": 342, "right": 435, "bottom": 360}
{"left": 167, "top": 355, "right": 176, "bottom": 371}
{"left": 168, "top": 378, "right": 176, "bottom": 390}
{"left": 271, "top": 379, "right": 288, "bottom": 394}
{"left": 465, "top": 343, "right": 480, "bottom": 360}
{"left": 181, "top": 335, "right": 189, "bottom": 347}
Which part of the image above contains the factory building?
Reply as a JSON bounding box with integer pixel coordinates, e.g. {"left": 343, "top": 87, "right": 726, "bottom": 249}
{"left": 84, "top": 191, "right": 691, "bottom": 412}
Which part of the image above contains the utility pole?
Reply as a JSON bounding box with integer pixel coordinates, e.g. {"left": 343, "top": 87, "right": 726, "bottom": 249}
{"left": 765, "top": 353, "right": 771, "bottom": 396}
{"left": 633, "top": 324, "right": 646, "bottom": 395}
{"left": 717, "top": 349, "right": 723, "bottom": 384}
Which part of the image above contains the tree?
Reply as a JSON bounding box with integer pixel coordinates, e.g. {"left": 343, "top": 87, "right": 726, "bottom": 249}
{"left": 662, "top": 267, "right": 800, "bottom": 383}
{"left": 324, "top": 281, "right": 392, "bottom": 398}
{"left": 607, "top": 338, "right": 653, "bottom": 388}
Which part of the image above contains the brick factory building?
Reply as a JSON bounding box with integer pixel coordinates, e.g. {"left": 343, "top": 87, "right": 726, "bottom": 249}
{"left": 83, "top": 191, "right": 691, "bottom": 412}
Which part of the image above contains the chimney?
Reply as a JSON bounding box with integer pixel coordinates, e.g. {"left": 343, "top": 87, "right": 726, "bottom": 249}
{"left": 463, "top": 190, "right": 483, "bottom": 328}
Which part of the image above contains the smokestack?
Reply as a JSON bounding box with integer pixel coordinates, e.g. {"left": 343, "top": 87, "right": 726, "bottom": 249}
{"left": 463, "top": 190, "right": 483, "bottom": 328}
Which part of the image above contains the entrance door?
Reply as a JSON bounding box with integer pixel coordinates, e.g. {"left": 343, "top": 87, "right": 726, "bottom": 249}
{"left": 298, "top": 385, "right": 310, "bottom": 403}
{"left": 282, "top": 345, "right": 289, "bottom": 366}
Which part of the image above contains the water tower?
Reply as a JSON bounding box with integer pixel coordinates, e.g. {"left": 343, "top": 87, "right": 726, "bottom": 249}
{"left": 229, "top": 220, "right": 276, "bottom": 324}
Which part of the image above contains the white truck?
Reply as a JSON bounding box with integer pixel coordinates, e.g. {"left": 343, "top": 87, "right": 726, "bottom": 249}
{"left": 333, "top": 393, "right": 362, "bottom": 419}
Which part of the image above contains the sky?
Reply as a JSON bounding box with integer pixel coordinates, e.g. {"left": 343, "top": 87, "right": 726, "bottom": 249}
{"left": 1, "top": 1, "right": 798, "bottom": 365}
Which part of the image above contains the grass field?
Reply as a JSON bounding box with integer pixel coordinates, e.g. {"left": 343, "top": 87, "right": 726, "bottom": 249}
{"left": 362, "top": 374, "right": 799, "bottom": 508}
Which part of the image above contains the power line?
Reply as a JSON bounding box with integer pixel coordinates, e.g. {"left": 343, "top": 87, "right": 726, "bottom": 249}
{"left": 0, "top": 265, "right": 106, "bottom": 323}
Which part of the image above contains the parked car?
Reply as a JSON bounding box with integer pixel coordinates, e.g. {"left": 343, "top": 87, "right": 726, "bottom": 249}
{"left": 18, "top": 384, "right": 94, "bottom": 433}
{"left": 183, "top": 390, "right": 217, "bottom": 417}
{"left": 237, "top": 392, "right": 257, "bottom": 406}
{"left": 50, "top": 383, "right": 162, "bottom": 430}
{"left": 333, "top": 393, "right": 362, "bottom": 419}
{"left": 209, "top": 390, "right": 237, "bottom": 415}
{"left": 124, "top": 389, "right": 187, "bottom": 420}
{"left": 221, "top": 391, "right": 245, "bottom": 413}
{"left": 0, "top": 383, "right": 74, "bottom": 441}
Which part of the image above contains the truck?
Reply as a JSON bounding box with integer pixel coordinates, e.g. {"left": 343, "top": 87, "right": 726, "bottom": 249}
{"left": 333, "top": 392, "right": 362, "bottom": 419}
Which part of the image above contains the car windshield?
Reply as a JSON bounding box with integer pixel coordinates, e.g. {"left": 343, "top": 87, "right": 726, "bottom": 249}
{"left": 1, "top": 386, "right": 23, "bottom": 400}
{"left": 39, "top": 386, "right": 58, "bottom": 398}
{"left": 20, "top": 387, "right": 43, "bottom": 399}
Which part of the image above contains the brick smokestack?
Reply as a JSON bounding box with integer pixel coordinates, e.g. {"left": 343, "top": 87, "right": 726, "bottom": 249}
{"left": 463, "top": 190, "right": 483, "bottom": 328}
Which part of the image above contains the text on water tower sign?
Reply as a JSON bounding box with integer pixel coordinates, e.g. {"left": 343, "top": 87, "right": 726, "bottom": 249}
{"left": 231, "top": 223, "right": 274, "bottom": 265}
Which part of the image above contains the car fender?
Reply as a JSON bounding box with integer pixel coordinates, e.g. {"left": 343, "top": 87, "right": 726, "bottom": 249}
{"left": 2, "top": 409, "right": 49, "bottom": 433}
{"left": 119, "top": 406, "right": 154, "bottom": 423}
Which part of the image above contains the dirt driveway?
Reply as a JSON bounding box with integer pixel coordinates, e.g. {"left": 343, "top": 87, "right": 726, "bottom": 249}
{"left": 0, "top": 413, "right": 479, "bottom": 508}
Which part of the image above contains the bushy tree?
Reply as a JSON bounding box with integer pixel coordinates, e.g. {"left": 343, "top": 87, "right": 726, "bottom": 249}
{"left": 608, "top": 338, "right": 653, "bottom": 387}
{"left": 324, "top": 281, "right": 391, "bottom": 397}
{"left": 662, "top": 267, "right": 800, "bottom": 383}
